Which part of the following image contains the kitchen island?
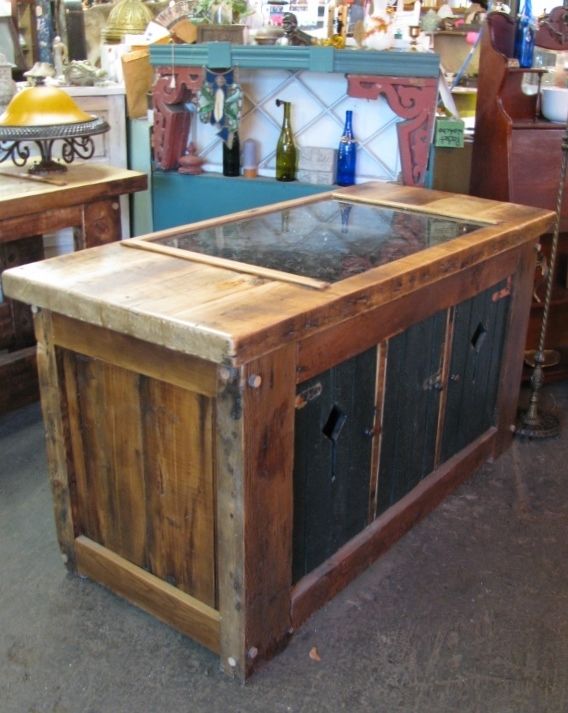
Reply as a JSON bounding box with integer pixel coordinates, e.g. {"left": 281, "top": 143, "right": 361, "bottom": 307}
{"left": 2, "top": 182, "right": 553, "bottom": 680}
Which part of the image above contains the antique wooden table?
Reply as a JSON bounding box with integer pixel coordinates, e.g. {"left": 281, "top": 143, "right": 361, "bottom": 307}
{"left": 2, "top": 182, "right": 553, "bottom": 680}
{"left": 0, "top": 163, "right": 147, "bottom": 413}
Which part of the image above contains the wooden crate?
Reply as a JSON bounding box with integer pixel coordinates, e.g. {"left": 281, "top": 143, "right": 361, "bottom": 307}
{"left": 2, "top": 182, "right": 553, "bottom": 680}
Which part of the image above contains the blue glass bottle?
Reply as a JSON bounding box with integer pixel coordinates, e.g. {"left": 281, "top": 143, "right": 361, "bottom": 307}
{"left": 336, "top": 110, "right": 356, "bottom": 187}
{"left": 514, "top": 0, "right": 535, "bottom": 69}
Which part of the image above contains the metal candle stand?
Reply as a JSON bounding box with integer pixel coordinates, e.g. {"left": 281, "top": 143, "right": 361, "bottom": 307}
{"left": 515, "top": 116, "right": 567, "bottom": 439}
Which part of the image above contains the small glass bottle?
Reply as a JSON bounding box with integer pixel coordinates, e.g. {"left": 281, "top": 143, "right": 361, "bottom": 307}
{"left": 242, "top": 138, "right": 258, "bottom": 178}
{"left": 514, "top": 0, "right": 535, "bottom": 69}
{"left": 223, "top": 131, "right": 240, "bottom": 177}
{"left": 336, "top": 110, "right": 357, "bottom": 187}
{"left": 275, "top": 99, "right": 297, "bottom": 182}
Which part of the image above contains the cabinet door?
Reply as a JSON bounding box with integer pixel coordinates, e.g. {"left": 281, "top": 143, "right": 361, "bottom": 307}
{"left": 440, "top": 279, "right": 511, "bottom": 462}
{"left": 293, "top": 347, "right": 376, "bottom": 582}
{"left": 376, "top": 310, "right": 447, "bottom": 515}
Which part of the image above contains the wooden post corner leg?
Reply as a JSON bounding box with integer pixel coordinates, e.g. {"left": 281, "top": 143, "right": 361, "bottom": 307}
{"left": 77, "top": 198, "right": 122, "bottom": 249}
{"left": 216, "top": 366, "right": 248, "bottom": 679}
{"left": 215, "top": 344, "right": 296, "bottom": 680}
{"left": 34, "top": 309, "right": 78, "bottom": 572}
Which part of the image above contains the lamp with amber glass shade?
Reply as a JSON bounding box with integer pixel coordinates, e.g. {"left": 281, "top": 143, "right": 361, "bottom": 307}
{"left": 0, "top": 83, "right": 109, "bottom": 175}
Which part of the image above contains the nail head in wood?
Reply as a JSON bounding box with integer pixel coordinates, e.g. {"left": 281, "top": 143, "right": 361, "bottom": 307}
{"left": 248, "top": 374, "right": 262, "bottom": 388}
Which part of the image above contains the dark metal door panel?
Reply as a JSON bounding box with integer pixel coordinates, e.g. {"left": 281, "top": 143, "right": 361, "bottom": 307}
{"left": 377, "top": 310, "right": 446, "bottom": 515}
{"left": 293, "top": 347, "right": 376, "bottom": 582}
{"left": 441, "top": 279, "right": 510, "bottom": 462}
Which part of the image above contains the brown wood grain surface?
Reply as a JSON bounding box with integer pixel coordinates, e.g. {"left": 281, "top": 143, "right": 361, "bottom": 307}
{"left": 59, "top": 328, "right": 218, "bottom": 605}
{"left": 34, "top": 310, "right": 77, "bottom": 570}
{"left": 242, "top": 344, "right": 296, "bottom": 676}
{"left": 3, "top": 183, "right": 554, "bottom": 367}
{"left": 142, "top": 378, "right": 216, "bottom": 605}
{"left": 0, "top": 164, "right": 147, "bottom": 221}
{"left": 215, "top": 365, "right": 247, "bottom": 677}
{"left": 75, "top": 536, "right": 221, "bottom": 653}
{"left": 51, "top": 314, "right": 217, "bottom": 397}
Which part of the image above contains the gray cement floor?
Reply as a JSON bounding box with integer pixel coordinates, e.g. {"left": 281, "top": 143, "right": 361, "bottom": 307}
{"left": 1, "top": 383, "right": 567, "bottom": 713}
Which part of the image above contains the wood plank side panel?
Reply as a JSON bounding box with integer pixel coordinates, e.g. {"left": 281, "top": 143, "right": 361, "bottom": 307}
{"left": 73, "top": 357, "right": 148, "bottom": 566}
{"left": 243, "top": 344, "right": 296, "bottom": 677}
{"left": 75, "top": 536, "right": 221, "bottom": 653}
{"left": 64, "top": 346, "right": 218, "bottom": 607}
{"left": 142, "top": 379, "right": 216, "bottom": 607}
{"left": 61, "top": 350, "right": 95, "bottom": 541}
{"left": 291, "top": 428, "right": 497, "bottom": 629}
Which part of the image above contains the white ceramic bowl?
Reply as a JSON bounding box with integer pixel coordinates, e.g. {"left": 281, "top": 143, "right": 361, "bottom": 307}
{"left": 541, "top": 86, "right": 568, "bottom": 123}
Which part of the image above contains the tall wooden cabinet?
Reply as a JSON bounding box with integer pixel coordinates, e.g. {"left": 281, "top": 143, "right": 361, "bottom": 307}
{"left": 470, "top": 9, "right": 568, "bottom": 378}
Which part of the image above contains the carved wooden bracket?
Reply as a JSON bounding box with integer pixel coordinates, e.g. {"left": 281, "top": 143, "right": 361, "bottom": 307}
{"left": 347, "top": 75, "right": 439, "bottom": 187}
{"left": 152, "top": 67, "right": 205, "bottom": 170}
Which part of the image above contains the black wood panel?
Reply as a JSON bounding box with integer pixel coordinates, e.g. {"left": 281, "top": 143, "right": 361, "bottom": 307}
{"left": 377, "top": 310, "right": 446, "bottom": 515}
{"left": 441, "top": 280, "right": 511, "bottom": 462}
{"left": 293, "top": 347, "right": 376, "bottom": 582}
{"left": 0, "top": 236, "right": 44, "bottom": 351}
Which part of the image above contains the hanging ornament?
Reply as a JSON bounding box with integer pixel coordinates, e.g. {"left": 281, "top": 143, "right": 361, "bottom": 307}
{"left": 197, "top": 68, "right": 243, "bottom": 145}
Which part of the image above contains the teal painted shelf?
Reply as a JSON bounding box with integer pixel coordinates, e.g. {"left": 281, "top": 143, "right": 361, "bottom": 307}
{"left": 152, "top": 171, "right": 330, "bottom": 231}
{"left": 150, "top": 43, "right": 440, "bottom": 78}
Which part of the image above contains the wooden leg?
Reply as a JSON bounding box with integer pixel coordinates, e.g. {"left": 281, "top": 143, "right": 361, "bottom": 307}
{"left": 216, "top": 343, "right": 296, "bottom": 680}
{"left": 34, "top": 309, "right": 77, "bottom": 571}
{"left": 77, "top": 198, "right": 122, "bottom": 249}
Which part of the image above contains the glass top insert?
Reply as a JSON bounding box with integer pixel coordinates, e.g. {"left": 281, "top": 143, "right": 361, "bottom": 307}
{"left": 150, "top": 199, "right": 484, "bottom": 283}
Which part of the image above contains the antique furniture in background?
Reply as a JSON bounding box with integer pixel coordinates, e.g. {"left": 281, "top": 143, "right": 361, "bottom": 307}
{"left": 470, "top": 9, "right": 568, "bottom": 379}
{"left": 3, "top": 182, "right": 553, "bottom": 679}
{"left": 65, "top": 85, "right": 133, "bottom": 237}
{"left": 0, "top": 163, "right": 147, "bottom": 413}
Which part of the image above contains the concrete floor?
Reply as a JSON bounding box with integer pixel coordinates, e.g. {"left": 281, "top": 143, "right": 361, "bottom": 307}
{"left": 1, "top": 383, "right": 567, "bottom": 713}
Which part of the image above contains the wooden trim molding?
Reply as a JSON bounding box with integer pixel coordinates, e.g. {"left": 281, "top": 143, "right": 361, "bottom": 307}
{"left": 75, "top": 536, "right": 221, "bottom": 653}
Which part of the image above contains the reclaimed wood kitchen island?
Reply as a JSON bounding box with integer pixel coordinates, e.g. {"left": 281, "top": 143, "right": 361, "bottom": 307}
{"left": 2, "top": 182, "right": 553, "bottom": 680}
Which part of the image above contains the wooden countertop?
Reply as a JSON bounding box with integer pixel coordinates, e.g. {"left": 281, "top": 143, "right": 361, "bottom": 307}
{"left": 0, "top": 164, "right": 147, "bottom": 222}
{"left": 2, "top": 182, "right": 554, "bottom": 365}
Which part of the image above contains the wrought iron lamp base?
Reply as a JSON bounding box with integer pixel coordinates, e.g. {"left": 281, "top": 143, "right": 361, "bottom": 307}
{"left": 516, "top": 409, "right": 560, "bottom": 439}
{"left": 0, "top": 117, "right": 109, "bottom": 174}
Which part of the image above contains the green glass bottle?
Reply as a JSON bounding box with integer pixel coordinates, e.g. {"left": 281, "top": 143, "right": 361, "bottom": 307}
{"left": 275, "top": 99, "right": 296, "bottom": 182}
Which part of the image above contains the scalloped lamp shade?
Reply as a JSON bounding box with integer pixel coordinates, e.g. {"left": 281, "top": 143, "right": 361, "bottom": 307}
{"left": 0, "top": 86, "right": 93, "bottom": 127}
{"left": 103, "top": 0, "right": 154, "bottom": 42}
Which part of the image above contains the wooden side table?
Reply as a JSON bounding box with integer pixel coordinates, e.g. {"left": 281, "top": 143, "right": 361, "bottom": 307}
{"left": 0, "top": 163, "right": 147, "bottom": 414}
